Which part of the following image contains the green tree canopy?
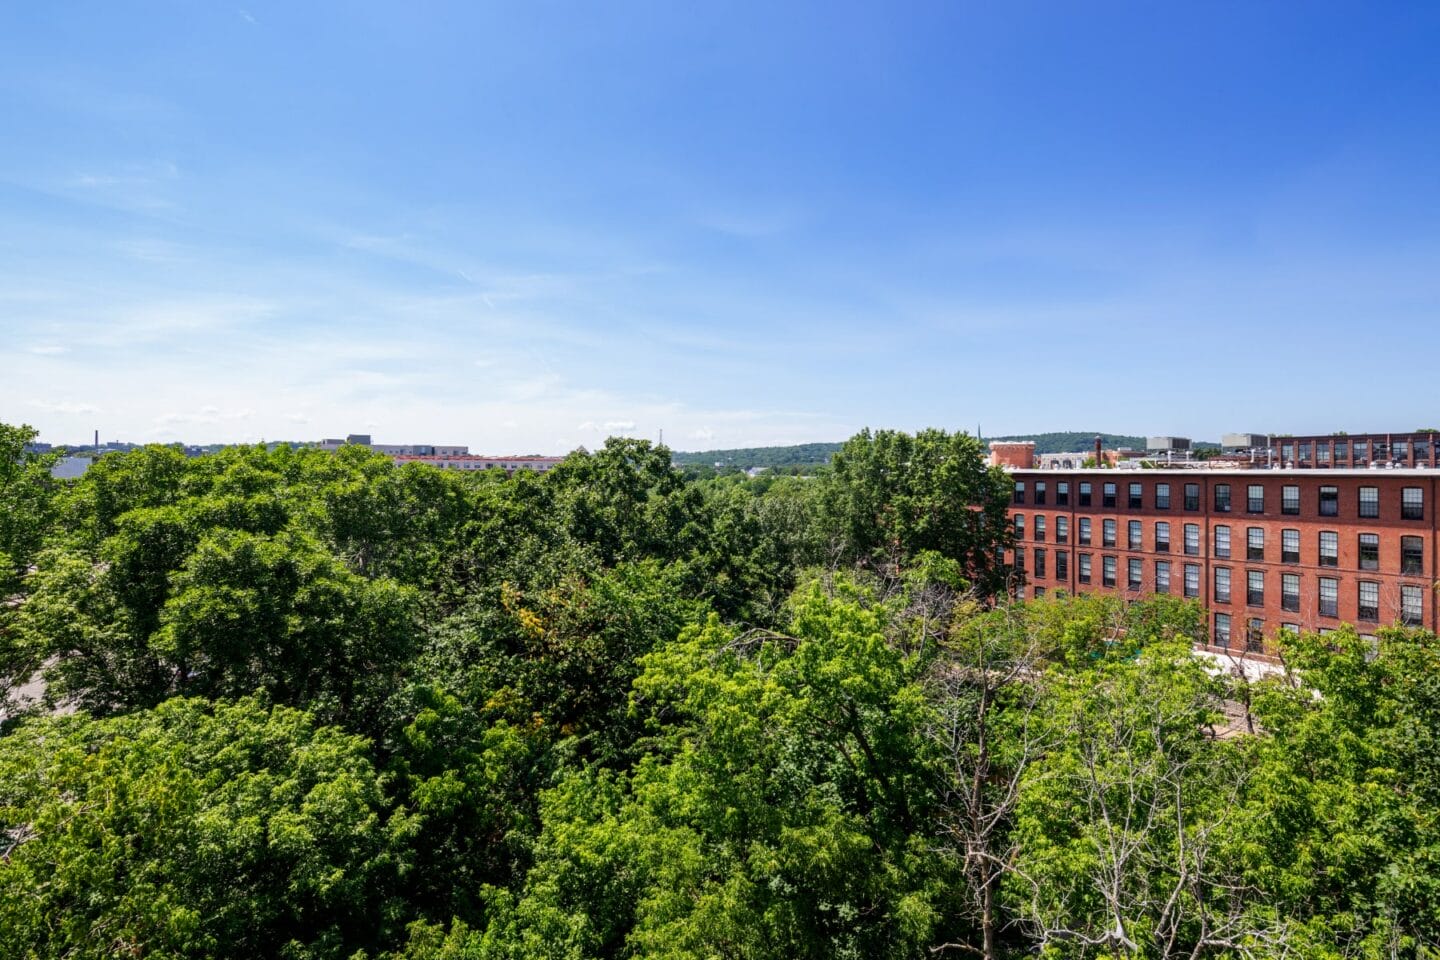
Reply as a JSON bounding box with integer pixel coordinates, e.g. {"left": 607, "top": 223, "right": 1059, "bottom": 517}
{"left": 0, "top": 696, "right": 407, "bottom": 960}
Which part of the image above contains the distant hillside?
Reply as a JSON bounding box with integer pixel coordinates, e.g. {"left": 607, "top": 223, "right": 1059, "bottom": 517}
{"left": 672, "top": 432, "right": 1221, "bottom": 473}
{"left": 671, "top": 442, "right": 841, "bottom": 471}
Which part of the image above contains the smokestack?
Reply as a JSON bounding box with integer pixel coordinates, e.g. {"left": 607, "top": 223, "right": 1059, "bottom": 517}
{"left": 1094, "top": 435, "right": 1103, "bottom": 466}
{"left": 94, "top": 429, "right": 99, "bottom": 449}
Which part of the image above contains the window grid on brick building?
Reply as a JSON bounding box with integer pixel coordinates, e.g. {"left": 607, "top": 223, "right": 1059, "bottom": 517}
{"left": 1214, "top": 525, "right": 1231, "bottom": 559}
{"left": 1318, "top": 577, "right": 1338, "bottom": 618}
{"left": 1282, "top": 528, "right": 1300, "bottom": 564}
{"left": 1247, "top": 570, "right": 1264, "bottom": 607}
{"left": 1247, "top": 484, "right": 1264, "bottom": 513}
{"left": 1282, "top": 573, "right": 1300, "bottom": 612}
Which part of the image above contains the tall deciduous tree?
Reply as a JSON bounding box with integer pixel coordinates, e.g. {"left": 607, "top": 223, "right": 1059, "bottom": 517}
{"left": 818, "top": 429, "right": 1012, "bottom": 596}
{"left": 0, "top": 422, "right": 58, "bottom": 594}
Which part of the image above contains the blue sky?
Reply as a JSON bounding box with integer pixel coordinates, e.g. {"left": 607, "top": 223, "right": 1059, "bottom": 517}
{"left": 5, "top": 2, "right": 1440, "bottom": 451}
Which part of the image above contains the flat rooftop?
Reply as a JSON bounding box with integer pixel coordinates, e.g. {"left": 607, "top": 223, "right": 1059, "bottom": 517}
{"left": 1007, "top": 466, "right": 1437, "bottom": 476}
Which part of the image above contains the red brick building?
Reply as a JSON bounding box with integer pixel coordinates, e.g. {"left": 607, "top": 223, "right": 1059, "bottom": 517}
{"left": 1269, "top": 432, "right": 1440, "bottom": 469}
{"left": 1006, "top": 469, "right": 1439, "bottom": 654}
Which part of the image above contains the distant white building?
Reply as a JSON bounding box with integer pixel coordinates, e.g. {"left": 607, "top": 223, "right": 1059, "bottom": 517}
{"left": 316, "top": 435, "right": 469, "bottom": 456}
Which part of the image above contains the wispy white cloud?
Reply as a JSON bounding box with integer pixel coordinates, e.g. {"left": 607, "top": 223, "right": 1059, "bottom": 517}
{"left": 28, "top": 399, "right": 100, "bottom": 415}
{"left": 27, "top": 344, "right": 69, "bottom": 356}
{"left": 155, "top": 406, "right": 255, "bottom": 425}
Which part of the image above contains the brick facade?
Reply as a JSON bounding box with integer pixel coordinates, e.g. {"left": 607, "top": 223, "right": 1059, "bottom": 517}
{"left": 1007, "top": 469, "right": 1440, "bottom": 655}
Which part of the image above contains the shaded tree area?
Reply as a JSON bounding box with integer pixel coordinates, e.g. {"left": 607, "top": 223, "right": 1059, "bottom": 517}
{"left": 2, "top": 422, "right": 1438, "bottom": 958}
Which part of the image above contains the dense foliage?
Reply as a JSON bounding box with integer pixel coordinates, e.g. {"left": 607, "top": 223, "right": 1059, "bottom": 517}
{"left": 2, "top": 421, "right": 1437, "bottom": 958}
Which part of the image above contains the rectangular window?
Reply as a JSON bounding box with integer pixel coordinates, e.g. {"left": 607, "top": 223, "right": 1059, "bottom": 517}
{"left": 1300, "top": 441, "right": 1312, "bottom": 464}
{"left": 1056, "top": 550, "right": 1068, "bottom": 580}
{"left": 1336, "top": 439, "right": 1350, "bottom": 462}
{"left": 1214, "top": 567, "right": 1231, "bottom": 604}
{"left": 1103, "top": 518, "right": 1116, "bottom": 548}
{"left": 1056, "top": 481, "right": 1069, "bottom": 506}
{"left": 1033, "top": 586, "right": 1045, "bottom": 599}
{"left": 1359, "top": 533, "right": 1379, "bottom": 571}
{"left": 1358, "top": 581, "right": 1379, "bottom": 622}
{"left": 1056, "top": 516, "right": 1068, "bottom": 544}
{"left": 1128, "top": 558, "right": 1142, "bottom": 590}
{"left": 1246, "top": 618, "right": 1265, "bottom": 653}
{"left": 1034, "top": 548, "right": 1047, "bottom": 579}
{"left": 1215, "top": 484, "right": 1232, "bottom": 512}
{"left": 1317, "top": 443, "right": 1332, "bottom": 465}
{"left": 1155, "top": 560, "right": 1171, "bottom": 593}
{"left": 1402, "top": 536, "right": 1424, "bottom": 576}
{"left": 1184, "top": 483, "right": 1200, "bottom": 511}
{"left": 1079, "top": 482, "right": 1092, "bottom": 507}
{"left": 1214, "top": 613, "right": 1232, "bottom": 648}
{"left": 1128, "top": 482, "right": 1143, "bottom": 509}
{"left": 1247, "top": 484, "right": 1264, "bottom": 513}
{"left": 1247, "top": 570, "right": 1264, "bottom": 607}
{"left": 1281, "top": 442, "right": 1295, "bottom": 464}
{"left": 1319, "top": 577, "right": 1338, "bottom": 618}
{"left": 1079, "top": 553, "right": 1092, "bottom": 584}
{"left": 1034, "top": 516, "right": 1046, "bottom": 543}
{"left": 1079, "top": 518, "right": 1092, "bottom": 546}
{"left": 1155, "top": 521, "right": 1170, "bottom": 552}
{"left": 1282, "top": 485, "right": 1300, "bottom": 515}
{"left": 1359, "top": 486, "right": 1379, "bottom": 518}
{"left": 1127, "top": 520, "right": 1142, "bottom": 550}
{"left": 1319, "top": 486, "right": 1338, "bottom": 517}
{"left": 1418, "top": 439, "right": 1432, "bottom": 463}
{"left": 1247, "top": 527, "right": 1264, "bottom": 561}
{"left": 1014, "top": 547, "right": 1025, "bottom": 574}
{"left": 1395, "top": 440, "right": 1411, "bottom": 463}
{"left": 1403, "top": 487, "right": 1424, "bottom": 520}
{"left": 1034, "top": 482, "right": 1047, "bottom": 505}
{"left": 1102, "top": 555, "right": 1116, "bottom": 588}
{"left": 1214, "top": 525, "right": 1231, "bottom": 559}
{"left": 1184, "top": 563, "right": 1200, "bottom": 598}
{"left": 1155, "top": 483, "right": 1171, "bottom": 509}
{"left": 1282, "top": 573, "right": 1300, "bottom": 612}
{"left": 1282, "top": 528, "right": 1300, "bottom": 564}
{"left": 1014, "top": 515, "right": 1025, "bottom": 540}
{"left": 1354, "top": 439, "right": 1369, "bottom": 463}
{"left": 1402, "top": 585, "right": 1424, "bottom": 626}
{"left": 1103, "top": 482, "right": 1117, "bottom": 508}
{"left": 1013, "top": 482, "right": 1025, "bottom": 505}
{"left": 1184, "top": 523, "right": 1200, "bottom": 556}
{"left": 1319, "top": 531, "right": 1338, "bottom": 567}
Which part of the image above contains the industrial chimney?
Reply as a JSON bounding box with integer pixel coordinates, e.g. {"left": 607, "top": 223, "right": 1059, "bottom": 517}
{"left": 1094, "top": 435, "right": 1103, "bottom": 467}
